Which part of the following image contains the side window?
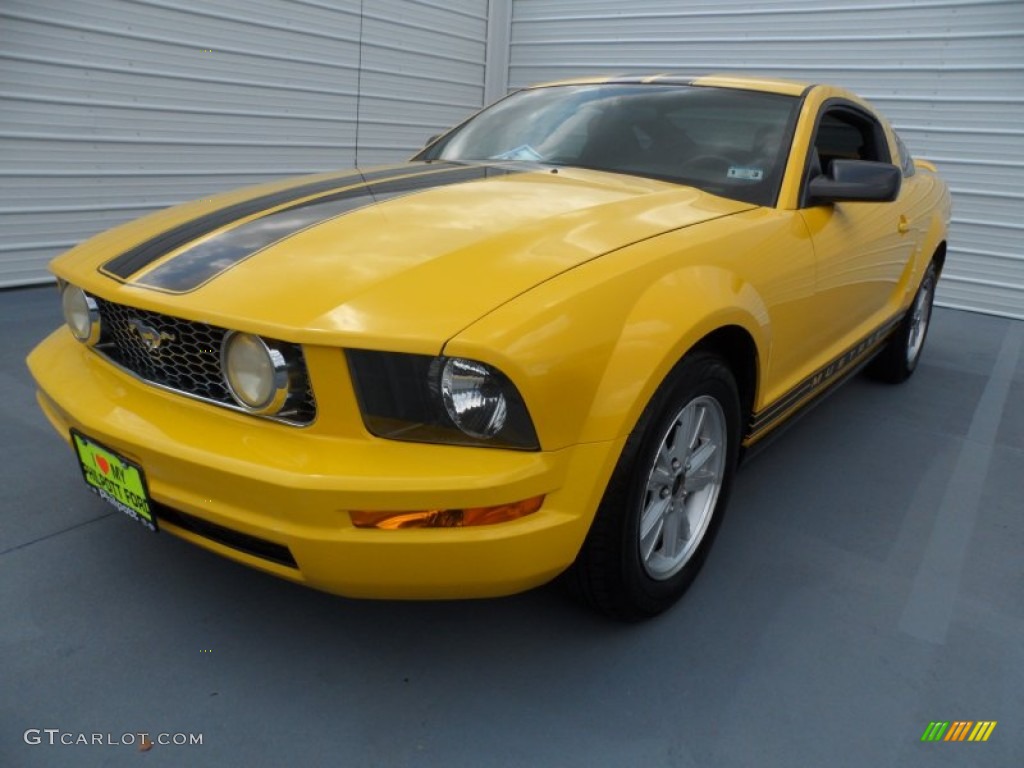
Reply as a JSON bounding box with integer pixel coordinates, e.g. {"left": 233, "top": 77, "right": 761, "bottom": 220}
{"left": 811, "top": 106, "right": 891, "bottom": 177}
{"left": 895, "top": 133, "right": 916, "bottom": 177}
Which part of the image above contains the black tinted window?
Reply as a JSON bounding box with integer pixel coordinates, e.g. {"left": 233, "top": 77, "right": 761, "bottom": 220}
{"left": 812, "top": 107, "right": 891, "bottom": 174}
{"left": 896, "top": 134, "right": 916, "bottom": 177}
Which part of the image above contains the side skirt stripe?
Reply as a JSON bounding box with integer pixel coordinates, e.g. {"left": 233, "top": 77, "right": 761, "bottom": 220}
{"left": 745, "top": 313, "right": 903, "bottom": 445}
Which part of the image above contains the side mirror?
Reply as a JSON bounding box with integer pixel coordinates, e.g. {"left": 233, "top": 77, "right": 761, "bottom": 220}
{"left": 424, "top": 134, "right": 441, "bottom": 147}
{"left": 807, "top": 159, "right": 901, "bottom": 205}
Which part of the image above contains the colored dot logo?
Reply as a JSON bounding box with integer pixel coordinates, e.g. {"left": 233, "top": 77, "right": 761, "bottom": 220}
{"left": 200, "top": 649, "right": 213, "bottom": 653}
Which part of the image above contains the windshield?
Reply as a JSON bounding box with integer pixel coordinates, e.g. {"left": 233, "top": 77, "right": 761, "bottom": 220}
{"left": 416, "top": 83, "right": 800, "bottom": 206}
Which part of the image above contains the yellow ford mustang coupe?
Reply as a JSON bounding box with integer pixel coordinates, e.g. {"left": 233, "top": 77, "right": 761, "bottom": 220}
{"left": 28, "top": 75, "right": 949, "bottom": 619}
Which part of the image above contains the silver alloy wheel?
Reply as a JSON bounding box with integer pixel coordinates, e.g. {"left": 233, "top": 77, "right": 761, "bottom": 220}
{"left": 906, "top": 271, "right": 935, "bottom": 366}
{"left": 639, "top": 395, "right": 727, "bottom": 580}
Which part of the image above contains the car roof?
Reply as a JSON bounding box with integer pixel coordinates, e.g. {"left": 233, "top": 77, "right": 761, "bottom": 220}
{"left": 529, "top": 73, "right": 811, "bottom": 97}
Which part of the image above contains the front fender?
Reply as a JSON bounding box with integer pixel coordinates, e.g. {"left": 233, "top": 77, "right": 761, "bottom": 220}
{"left": 444, "top": 225, "right": 774, "bottom": 451}
{"left": 575, "top": 263, "right": 768, "bottom": 445}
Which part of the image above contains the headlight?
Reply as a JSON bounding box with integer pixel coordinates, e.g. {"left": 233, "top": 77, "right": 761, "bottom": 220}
{"left": 61, "top": 283, "right": 101, "bottom": 345}
{"left": 221, "top": 331, "right": 291, "bottom": 414}
{"left": 440, "top": 358, "right": 508, "bottom": 438}
{"left": 347, "top": 350, "right": 539, "bottom": 450}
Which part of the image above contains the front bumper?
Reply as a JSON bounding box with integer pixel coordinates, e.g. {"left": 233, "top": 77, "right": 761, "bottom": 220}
{"left": 28, "top": 328, "right": 622, "bottom": 599}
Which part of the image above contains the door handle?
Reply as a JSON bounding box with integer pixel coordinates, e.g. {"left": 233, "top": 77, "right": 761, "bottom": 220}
{"left": 898, "top": 215, "right": 911, "bottom": 234}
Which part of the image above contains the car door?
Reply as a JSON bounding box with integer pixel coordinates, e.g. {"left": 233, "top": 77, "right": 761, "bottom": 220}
{"left": 798, "top": 102, "right": 921, "bottom": 356}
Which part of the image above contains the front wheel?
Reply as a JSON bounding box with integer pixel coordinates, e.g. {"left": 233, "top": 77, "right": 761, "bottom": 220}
{"left": 568, "top": 352, "right": 741, "bottom": 620}
{"left": 867, "top": 260, "right": 938, "bottom": 383}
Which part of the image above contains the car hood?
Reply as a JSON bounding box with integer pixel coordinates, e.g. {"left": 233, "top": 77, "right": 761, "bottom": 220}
{"left": 54, "top": 162, "right": 753, "bottom": 349}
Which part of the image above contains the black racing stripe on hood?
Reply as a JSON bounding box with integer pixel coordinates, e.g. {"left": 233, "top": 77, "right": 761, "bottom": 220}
{"left": 101, "top": 162, "right": 464, "bottom": 280}
{"left": 133, "top": 165, "right": 520, "bottom": 293}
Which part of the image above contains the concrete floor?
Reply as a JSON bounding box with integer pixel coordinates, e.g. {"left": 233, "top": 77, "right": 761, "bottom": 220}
{"left": 2, "top": 284, "right": 1021, "bottom": 767}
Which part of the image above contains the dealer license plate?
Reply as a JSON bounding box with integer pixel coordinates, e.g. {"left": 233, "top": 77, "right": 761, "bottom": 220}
{"left": 71, "top": 430, "right": 157, "bottom": 532}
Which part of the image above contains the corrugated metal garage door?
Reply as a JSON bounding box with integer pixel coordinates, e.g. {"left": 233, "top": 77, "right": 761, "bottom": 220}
{"left": 0, "top": 0, "right": 487, "bottom": 287}
{"left": 508, "top": 0, "right": 1024, "bottom": 319}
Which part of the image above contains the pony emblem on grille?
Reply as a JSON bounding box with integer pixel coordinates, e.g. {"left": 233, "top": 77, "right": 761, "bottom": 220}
{"left": 128, "top": 318, "right": 175, "bottom": 351}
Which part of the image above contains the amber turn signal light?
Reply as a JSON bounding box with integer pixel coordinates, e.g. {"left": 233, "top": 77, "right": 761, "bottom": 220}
{"left": 350, "top": 495, "right": 544, "bottom": 530}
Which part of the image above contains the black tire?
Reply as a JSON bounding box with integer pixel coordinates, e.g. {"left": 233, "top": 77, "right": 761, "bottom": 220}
{"left": 568, "top": 351, "right": 741, "bottom": 621}
{"left": 866, "top": 260, "right": 939, "bottom": 383}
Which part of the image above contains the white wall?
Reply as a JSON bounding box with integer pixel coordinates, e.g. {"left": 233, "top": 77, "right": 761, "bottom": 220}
{"left": 508, "top": 0, "right": 1024, "bottom": 318}
{"left": 0, "top": 0, "right": 489, "bottom": 286}
{"left": 3, "top": 0, "right": 1022, "bottom": 318}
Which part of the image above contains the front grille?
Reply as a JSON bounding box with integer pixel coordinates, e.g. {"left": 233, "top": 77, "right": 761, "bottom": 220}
{"left": 93, "top": 298, "right": 316, "bottom": 425}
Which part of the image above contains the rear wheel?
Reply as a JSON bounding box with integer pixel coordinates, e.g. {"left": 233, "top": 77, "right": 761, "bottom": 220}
{"left": 569, "top": 352, "right": 741, "bottom": 620}
{"left": 867, "top": 260, "right": 938, "bottom": 383}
